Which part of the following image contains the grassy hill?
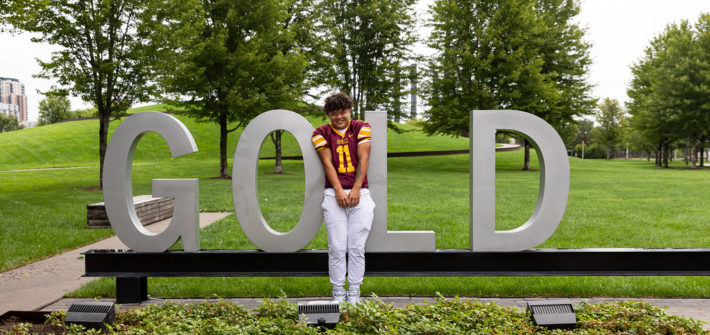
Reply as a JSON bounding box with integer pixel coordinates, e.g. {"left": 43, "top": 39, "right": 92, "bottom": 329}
{"left": 0, "top": 105, "right": 469, "bottom": 171}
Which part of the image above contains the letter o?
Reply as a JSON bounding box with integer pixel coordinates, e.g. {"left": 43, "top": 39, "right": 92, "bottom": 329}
{"left": 233, "top": 110, "right": 325, "bottom": 252}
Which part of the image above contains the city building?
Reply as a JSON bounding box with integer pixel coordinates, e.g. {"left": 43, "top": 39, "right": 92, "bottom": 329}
{"left": 0, "top": 77, "right": 28, "bottom": 122}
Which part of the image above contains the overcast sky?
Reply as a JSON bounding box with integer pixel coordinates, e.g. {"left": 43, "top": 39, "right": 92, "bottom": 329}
{"left": 2, "top": 0, "right": 710, "bottom": 122}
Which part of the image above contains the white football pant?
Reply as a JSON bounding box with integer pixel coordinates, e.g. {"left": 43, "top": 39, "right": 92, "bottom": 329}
{"left": 322, "top": 188, "right": 375, "bottom": 289}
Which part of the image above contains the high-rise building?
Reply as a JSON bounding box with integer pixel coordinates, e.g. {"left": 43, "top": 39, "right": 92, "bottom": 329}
{"left": 0, "top": 77, "right": 28, "bottom": 122}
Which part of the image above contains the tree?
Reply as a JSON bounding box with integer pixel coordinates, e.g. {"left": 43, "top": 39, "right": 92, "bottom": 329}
{"left": 627, "top": 17, "right": 710, "bottom": 168}
{"left": 268, "top": 0, "right": 320, "bottom": 174}
{"left": 424, "top": 0, "right": 594, "bottom": 170}
{"left": 314, "top": 0, "right": 417, "bottom": 121}
{"left": 38, "top": 93, "right": 72, "bottom": 125}
{"left": 148, "top": 0, "right": 309, "bottom": 178}
{"left": 594, "top": 98, "right": 624, "bottom": 160}
{"left": 573, "top": 119, "right": 594, "bottom": 147}
{"left": 8, "top": 0, "right": 156, "bottom": 187}
{"left": 0, "top": 114, "right": 23, "bottom": 133}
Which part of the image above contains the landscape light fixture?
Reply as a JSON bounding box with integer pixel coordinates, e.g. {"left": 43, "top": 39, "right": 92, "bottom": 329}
{"left": 297, "top": 301, "right": 340, "bottom": 329}
{"left": 65, "top": 301, "right": 116, "bottom": 332}
{"left": 526, "top": 299, "right": 577, "bottom": 329}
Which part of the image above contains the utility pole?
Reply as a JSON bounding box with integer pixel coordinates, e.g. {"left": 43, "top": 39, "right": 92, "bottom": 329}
{"left": 410, "top": 64, "right": 417, "bottom": 120}
{"left": 582, "top": 141, "right": 585, "bottom": 159}
{"left": 625, "top": 143, "right": 629, "bottom": 160}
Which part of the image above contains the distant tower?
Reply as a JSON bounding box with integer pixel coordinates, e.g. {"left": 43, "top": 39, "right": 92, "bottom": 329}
{"left": 0, "top": 77, "right": 28, "bottom": 122}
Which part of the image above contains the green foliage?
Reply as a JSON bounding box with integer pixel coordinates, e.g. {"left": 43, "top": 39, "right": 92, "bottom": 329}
{"left": 314, "top": 0, "right": 417, "bottom": 121}
{"left": 424, "top": 0, "right": 594, "bottom": 168}
{"left": 424, "top": 0, "right": 594, "bottom": 136}
{"left": 38, "top": 93, "right": 72, "bottom": 126}
{"left": 593, "top": 98, "right": 625, "bottom": 159}
{"left": 7, "top": 299, "right": 703, "bottom": 334}
{"left": 72, "top": 107, "right": 98, "bottom": 118}
{"left": 576, "top": 300, "right": 706, "bottom": 333}
{"left": 573, "top": 143, "right": 606, "bottom": 159}
{"left": 0, "top": 113, "right": 23, "bottom": 133}
{"left": 8, "top": 0, "right": 157, "bottom": 186}
{"left": 627, "top": 13, "right": 710, "bottom": 167}
{"left": 147, "top": 0, "right": 309, "bottom": 177}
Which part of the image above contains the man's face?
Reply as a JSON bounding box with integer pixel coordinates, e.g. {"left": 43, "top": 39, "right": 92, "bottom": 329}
{"left": 327, "top": 108, "right": 351, "bottom": 129}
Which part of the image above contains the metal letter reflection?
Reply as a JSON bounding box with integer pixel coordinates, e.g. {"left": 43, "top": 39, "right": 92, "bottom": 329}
{"left": 232, "top": 110, "right": 325, "bottom": 252}
{"left": 103, "top": 112, "right": 200, "bottom": 252}
{"left": 471, "top": 110, "right": 570, "bottom": 251}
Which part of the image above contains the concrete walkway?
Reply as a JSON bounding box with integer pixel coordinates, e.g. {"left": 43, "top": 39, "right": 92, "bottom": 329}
{"left": 0, "top": 212, "right": 230, "bottom": 315}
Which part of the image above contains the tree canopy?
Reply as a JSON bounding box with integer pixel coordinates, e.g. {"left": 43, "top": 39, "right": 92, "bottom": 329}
{"left": 148, "top": 0, "right": 309, "bottom": 178}
{"left": 423, "top": 0, "right": 594, "bottom": 169}
{"left": 314, "top": 0, "right": 417, "bottom": 121}
{"left": 627, "top": 14, "right": 710, "bottom": 168}
{"left": 8, "top": 0, "right": 156, "bottom": 187}
{"left": 38, "top": 93, "right": 72, "bottom": 126}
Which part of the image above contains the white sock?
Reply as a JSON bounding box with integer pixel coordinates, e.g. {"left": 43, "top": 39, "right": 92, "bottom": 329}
{"left": 348, "top": 284, "right": 360, "bottom": 292}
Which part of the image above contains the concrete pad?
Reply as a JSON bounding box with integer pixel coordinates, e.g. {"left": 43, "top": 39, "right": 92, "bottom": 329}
{"left": 0, "top": 212, "right": 231, "bottom": 315}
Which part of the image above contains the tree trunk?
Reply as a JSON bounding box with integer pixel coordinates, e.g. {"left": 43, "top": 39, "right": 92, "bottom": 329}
{"left": 606, "top": 147, "right": 611, "bottom": 160}
{"left": 271, "top": 130, "right": 283, "bottom": 174}
{"left": 700, "top": 141, "right": 705, "bottom": 167}
{"left": 219, "top": 115, "right": 229, "bottom": 178}
{"left": 663, "top": 142, "right": 669, "bottom": 168}
{"left": 691, "top": 138, "right": 697, "bottom": 169}
{"left": 98, "top": 111, "right": 110, "bottom": 189}
{"left": 522, "top": 139, "right": 531, "bottom": 170}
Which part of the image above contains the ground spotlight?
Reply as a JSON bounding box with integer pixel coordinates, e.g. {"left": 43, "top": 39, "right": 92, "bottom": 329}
{"left": 65, "top": 301, "right": 116, "bottom": 332}
{"left": 526, "top": 299, "right": 577, "bottom": 329}
{"left": 298, "top": 301, "right": 340, "bottom": 329}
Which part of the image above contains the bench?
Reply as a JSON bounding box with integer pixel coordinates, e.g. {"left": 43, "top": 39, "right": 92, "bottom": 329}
{"left": 87, "top": 196, "right": 174, "bottom": 228}
{"left": 83, "top": 248, "right": 710, "bottom": 303}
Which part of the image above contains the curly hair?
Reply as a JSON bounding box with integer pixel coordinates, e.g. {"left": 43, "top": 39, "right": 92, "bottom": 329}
{"left": 323, "top": 92, "right": 353, "bottom": 114}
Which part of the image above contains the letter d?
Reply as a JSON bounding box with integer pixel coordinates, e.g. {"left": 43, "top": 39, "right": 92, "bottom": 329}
{"left": 471, "top": 110, "right": 570, "bottom": 251}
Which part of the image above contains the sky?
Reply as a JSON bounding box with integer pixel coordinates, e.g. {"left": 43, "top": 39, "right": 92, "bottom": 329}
{"left": 2, "top": 0, "right": 710, "bottom": 122}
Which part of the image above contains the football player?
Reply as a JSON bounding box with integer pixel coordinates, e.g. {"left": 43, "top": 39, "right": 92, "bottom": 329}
{"left": 312, "top": 92, "right": 375, "bottom": 305}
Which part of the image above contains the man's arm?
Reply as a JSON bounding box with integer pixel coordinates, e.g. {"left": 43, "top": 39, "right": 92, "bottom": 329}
{"left": 317, "top": 147, "right": 350, "bottom": 208}
{"left": 348, "top": 141, "right": 371, "bottom": 206}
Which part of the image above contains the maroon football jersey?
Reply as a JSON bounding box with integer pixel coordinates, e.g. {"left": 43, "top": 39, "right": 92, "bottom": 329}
{"left": 312, "top": 120, "right": 371, "bottom": 189}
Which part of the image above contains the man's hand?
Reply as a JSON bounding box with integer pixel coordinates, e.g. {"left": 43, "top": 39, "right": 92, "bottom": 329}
{"left": 335, "top": 188, "right": 350, "bottom": 208}
{"left": 348, "top": 187, "right": 361, "bottom": 207}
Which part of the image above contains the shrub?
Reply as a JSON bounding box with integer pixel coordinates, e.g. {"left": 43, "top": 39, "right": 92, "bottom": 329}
{"left": 2, "top": 298, "right": 705, "bottom": 334}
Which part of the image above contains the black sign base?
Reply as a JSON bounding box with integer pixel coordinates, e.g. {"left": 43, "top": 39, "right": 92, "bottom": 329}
{"left": 83, "top": 249, "right": 710, "bottom": 303}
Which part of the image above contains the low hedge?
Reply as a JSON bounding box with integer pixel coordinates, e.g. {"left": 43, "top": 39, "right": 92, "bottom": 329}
{"left": 2, "top": 297, "right": 706, "bottom": 334}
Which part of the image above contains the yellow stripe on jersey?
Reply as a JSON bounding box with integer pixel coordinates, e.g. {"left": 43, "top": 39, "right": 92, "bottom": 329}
{"left": 312, "top": 134, "right": 327, "bottom": 149}
{"left": 358, "top": 127, "right": 371, "bottom": 142}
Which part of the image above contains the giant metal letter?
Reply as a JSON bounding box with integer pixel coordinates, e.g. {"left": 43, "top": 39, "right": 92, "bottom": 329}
{"left": 233, "top": 110, "right": 325, "bottom": 252}
{"left": 471, "top": 110, "right": 569, "bottom": 251}
{"left": 364, "top": 111, "right": 436, "bottom": 251}
{"left": 103, "top": 112, "right": 200, "bottom": 252}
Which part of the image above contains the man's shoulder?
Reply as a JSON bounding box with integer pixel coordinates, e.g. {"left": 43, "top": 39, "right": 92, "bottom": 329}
{"left": 313, "top": 124, "right": 332, "bottom": 135}
{"left": 350, "top": 120, "right": 371, "bottom": 130}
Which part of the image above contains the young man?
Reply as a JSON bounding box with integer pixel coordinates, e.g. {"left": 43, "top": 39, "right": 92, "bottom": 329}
{"left": 312, "top": 92, "right": 375, "bottom": 304}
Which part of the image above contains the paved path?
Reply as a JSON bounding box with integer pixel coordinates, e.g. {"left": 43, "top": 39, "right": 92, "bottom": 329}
{"left": 44, "top": 296, "right": 709, "bottom": 331}
{"left": 0, "top": 162, "right": 155, "bottom": 173}
{"left": 0, "top": 212, "right": 230, "bottom": 315}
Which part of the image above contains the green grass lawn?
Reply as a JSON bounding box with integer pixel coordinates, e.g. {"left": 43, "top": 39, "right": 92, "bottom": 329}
{"left": 1, "top": 105, "right": 708, "bottom": 298}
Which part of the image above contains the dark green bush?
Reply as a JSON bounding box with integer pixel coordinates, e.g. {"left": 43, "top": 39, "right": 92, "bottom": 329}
{"left": 3, "top": 297, "right": 704, "bottom": 334}
{"left": 574, "top": 143, "right": 607, "bottom": 159}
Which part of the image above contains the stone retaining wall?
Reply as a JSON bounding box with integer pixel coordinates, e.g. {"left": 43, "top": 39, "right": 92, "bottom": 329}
{"left": 87, "top": 195, "right": 174, "bottom": 228}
